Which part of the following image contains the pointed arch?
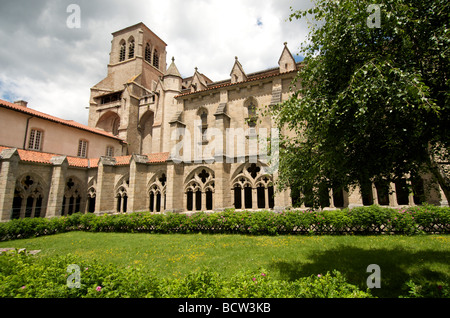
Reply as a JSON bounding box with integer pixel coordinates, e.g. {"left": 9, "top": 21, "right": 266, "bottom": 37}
{"left": 139, "top": 110, "right": 154, "bottom": 154}
{"left": 231, "top": 162, "right": 274, "bottom": 210}
{"left": 145, "top": 42, "right": 152, "bottom": 63}
{"left": 148, "top": 171, "right": 167, "bottom": 213}
{"left": 184, "top": 167, "right": 215, "bottom": 211}
{"left": 119, "top": 39, "right": 126, "bottom": 62}
{"left": 128, "top": 36, "right": 135, "bottom": 59}
{"left": 12, "top": 173, "right": 47, "bottom": 219}
{"left": 96, "top": 111, "right": 120, "bottom": 136}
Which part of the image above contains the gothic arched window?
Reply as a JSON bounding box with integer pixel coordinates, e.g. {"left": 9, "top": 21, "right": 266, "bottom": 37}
{"left": 153, "top": 49, "right": 159, "bottom": 69}
{"left": 119, "top": 40, "right": 126, "bottom": 62}
{"left": 145, "top": 43, "right": 152, "bottom": 63}
{"left": 128, "top": 38, "right": 135, "bottom": 59}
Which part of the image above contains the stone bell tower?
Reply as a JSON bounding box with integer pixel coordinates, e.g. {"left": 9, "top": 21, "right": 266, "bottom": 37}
{"left": 87, "top": 22, "right": 168, "bottom": 155}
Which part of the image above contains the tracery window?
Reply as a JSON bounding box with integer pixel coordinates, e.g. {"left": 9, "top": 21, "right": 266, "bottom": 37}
{"left": 232, "top": 163, "right": 274, "bottom": 210}
{"left": 185, "top": 168, "right": 215, "bottom": 211}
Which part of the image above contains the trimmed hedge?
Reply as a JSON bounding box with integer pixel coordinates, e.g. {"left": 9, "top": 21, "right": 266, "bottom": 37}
{"left": 0, "top": 252, "right": 373, "bottom": 298}
{"left": 0, "top": 205, "right": 449, "bottom": 241}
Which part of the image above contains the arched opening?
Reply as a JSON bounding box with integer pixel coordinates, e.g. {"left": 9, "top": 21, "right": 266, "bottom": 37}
{"left": 206, "top": 189, "right": 213, "bottom": 210}
{"left": 12, "top": 174, "right": 46, "bottom": 219}
{"left": 145, "top": 43, "right": 152, "bottom": 63}
{"left": 195, "top": 190, "right": 202, "bottom": 211}
{"left": 375, "top": 181, "right": 390, "bottom": 206}
{"left": 119, "top": 40, "right": 126, "bottom": 62}
{"left": 186, "top": 190, "right": 193, "bottom": 211}
{"left": 96, "top": 111, "right": 120, "bottom": 136}
{"left": 128, "top": 37, "right": 135, "bottom": 59}
{"left": 185, "top": 168, "right": 215, "bottom": 212}
{"left": 62, "top": 177, "right": 83, "bottom": 216}
{"left": 87, "top": 188, "right": 96, "bottom": 213}
{"left": 244, "top": 185, "right": 252, "bottom": 209}
{"left": 139, "top": 110, "right": 154, "bottom": 154}
{"left": 153, "top": 49, "right": 159, "bottom": 69}
{"left": 332, "top": 187, "right": 345, "bottom": 208}
{"left": 11, "top": 191, "right": 22, "bottom": 219}
{"left": 234, "top": 186, "right": 242, "bottom": 209}
{"left": 395, "top": 179, "right": 410, "bottom": 205}
{"left": 87, "top": 196, "right": 96, "bottom": 213}
{"left": 149, "top": 192, "right": 155, "bottom": 212}
{"left": 257, "top": 185, "right": 265, "bottom": 209}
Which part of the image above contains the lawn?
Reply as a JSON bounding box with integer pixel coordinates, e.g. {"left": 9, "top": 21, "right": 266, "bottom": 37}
{"left": 1, "top": 232, "right": 449, "bottom": 298}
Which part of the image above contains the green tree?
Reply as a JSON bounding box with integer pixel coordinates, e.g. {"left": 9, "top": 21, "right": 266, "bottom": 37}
{"left": 268, "top": 0, "right": 449, "bottom": 207}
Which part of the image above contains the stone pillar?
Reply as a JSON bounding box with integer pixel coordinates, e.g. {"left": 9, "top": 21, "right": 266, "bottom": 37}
{"left": 95, "top": 157, "right": 116, "bottom": 214}
{"left": 328, "top": 188, "right": 335, "bottom": 208}
{"left": 46, "top": 156, "right": 68, "bottom": 218}
{"left": 388, "top": 182, "right": 398, "bottom": 207}
{"left": 346, "top": 185, "right": 364, "bottom": 208}
{"left": 0, "top": 148, "right": 20, "bottom": 222}
{"left": 407, "top": 180, "right": 415, "bottom": 206}
{"left": 273, "top": 172, "right": 290, "bottom": 211}
{"left": 213, "top": 161, "right": 232, "bottom": 211}
{"left": 252, "top": 187, "right": 257, "bottom": 209}
{"left": 127, "top": 154, "right": 148, "bottom": 213}
{"left": 264, "top": 187, "right": 269, "bottom": 209}
{"left": 201, "top": 191, "right": 206, "bottom": 211}
{"left": 165, "top": 160, "right": 184, "bottom": 213}
{"left": 371, "top": 183, "right": 379, "bottom": 205}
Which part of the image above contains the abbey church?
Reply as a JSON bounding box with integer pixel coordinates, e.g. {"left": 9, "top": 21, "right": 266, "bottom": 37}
{"left": 0, "top": 23, "right": 446, "bottom": 221}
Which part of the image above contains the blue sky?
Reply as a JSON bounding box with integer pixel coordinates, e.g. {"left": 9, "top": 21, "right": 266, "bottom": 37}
{"left": 0, "top": 0, "right": 312, "bottom": 125}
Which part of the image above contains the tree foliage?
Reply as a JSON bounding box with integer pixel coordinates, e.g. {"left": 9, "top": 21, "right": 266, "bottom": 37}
{"left": 268, "top": 0, "right": 449, "bottom": 207}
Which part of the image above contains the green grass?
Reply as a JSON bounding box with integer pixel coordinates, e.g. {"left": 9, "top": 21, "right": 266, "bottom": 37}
{"left": 1, "top": 232, "right": 449, "bottom": 298}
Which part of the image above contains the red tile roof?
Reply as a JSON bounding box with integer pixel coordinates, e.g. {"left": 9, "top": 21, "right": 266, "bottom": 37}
{"left": 0, "top": 146, "right": 169, "bottom": 168}
{"left": 0, "top": 99, "right": 125, "bottom": 142}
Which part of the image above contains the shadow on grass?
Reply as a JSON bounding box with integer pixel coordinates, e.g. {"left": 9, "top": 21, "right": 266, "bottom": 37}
{"left": 269, "top": 245, "right": 450, "bottom": 298}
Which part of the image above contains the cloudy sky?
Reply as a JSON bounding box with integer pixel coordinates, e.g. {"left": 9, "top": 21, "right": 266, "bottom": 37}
{"left": 0, "top": 0, "right": 313, "bottom": 125}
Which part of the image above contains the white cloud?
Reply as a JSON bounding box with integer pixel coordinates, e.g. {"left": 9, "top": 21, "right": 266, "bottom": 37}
{"left": 0, "top": 0, "right": 313, "bottom": 125}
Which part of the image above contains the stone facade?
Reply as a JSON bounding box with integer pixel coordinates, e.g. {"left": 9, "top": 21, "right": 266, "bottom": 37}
{"left": 0, "top": 22, "right": 447, "bottom": 221}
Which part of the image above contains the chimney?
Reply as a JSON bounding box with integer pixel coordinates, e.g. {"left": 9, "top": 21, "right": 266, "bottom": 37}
{"left": 14, "top": 100, "right": 28, "bottom": 107}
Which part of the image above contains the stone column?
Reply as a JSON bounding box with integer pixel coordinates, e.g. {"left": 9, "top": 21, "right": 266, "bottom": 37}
{"left": 252, "top": 187, "right": 257, "bottom": 209}
{"left": 264, "top": 187, "right": 269, "bottom": 209}
{"left": 95, "top": 157, "right": 116, "bottom": 214}
{"left": 201, "top": 191, "right": 206, "bottom": 211}
{"left": 165, "top": 160, "right": 184, "bottom": 213}
{"left": 46, "top": 156, "right": 68, "bottom": 218}
{"left": 347, "top": 185, "right": 364, "bottom": 208}
{"left": 127, "top": 154, "right": 149, "bottom": 213}
{"left": 371, "top": 183, "right": 379, "bottom": 205}
{"left": 328, "top": 188, "right": 335, "bottom": 208}
{"left": 388, "top": 182, "right": 398, "bottom": 207}
{"left": 0, "top": 148, "right": 20, "bottom": 222}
